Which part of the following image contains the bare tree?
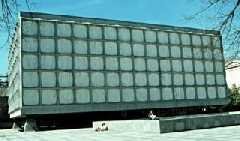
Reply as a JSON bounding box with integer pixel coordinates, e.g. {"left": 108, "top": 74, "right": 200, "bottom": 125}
{"left": 0, "top": 0, "right": 30, "bottom": 48}
{"left": 188, "top": 0, "right": 240, "bottom": 69}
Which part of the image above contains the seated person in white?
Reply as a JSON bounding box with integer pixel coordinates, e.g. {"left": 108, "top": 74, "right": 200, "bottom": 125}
{"left": 148, "top": 110, "right": 157, "bottom": 120}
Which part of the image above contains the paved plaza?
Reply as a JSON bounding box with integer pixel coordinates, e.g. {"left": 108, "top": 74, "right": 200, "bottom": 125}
{"left": 1, "top": 125, "right": 240, "bottom": 141}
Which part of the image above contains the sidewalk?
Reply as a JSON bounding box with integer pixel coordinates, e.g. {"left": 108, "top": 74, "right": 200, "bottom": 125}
{"left": 1, "top": 125, "right": 240, "bottom": 141}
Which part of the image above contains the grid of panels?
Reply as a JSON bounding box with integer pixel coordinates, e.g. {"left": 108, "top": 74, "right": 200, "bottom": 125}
{"left": 21, "top": 19, "right": 227, "bottom": 106}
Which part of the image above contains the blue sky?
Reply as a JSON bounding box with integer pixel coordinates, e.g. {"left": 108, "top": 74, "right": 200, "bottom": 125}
{"left": 0, "top": 0, "right": 214, "bottom": 74}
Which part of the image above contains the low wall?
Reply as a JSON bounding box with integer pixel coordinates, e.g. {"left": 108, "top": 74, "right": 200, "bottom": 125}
{"left": 93, "top": 120, "right": 159, "bottom": 133}
{"left": 159, "top": 111, "right": 240, "bottom": 133}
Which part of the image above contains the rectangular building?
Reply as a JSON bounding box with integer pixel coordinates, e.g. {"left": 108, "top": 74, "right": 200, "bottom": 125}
{"left": 7, "top": 12, "right": 229, "bottom": 118}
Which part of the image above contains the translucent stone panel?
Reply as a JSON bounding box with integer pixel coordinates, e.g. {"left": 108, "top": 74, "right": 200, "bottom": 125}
{"left": 148, "top": 73, "right": 159, "bottom": 86}
{"left": 57, "top": 23, "right": 71, "bottom": 37}
{"left": 172, "top": 60, "right": 182, "bottom": 72}
{"left": 218, "top": 87, "right": 226, "bottom": 98}
{"left": 90, "top": 41, "right": 103, "bottom": 55}
{"left": 192, "top": 35, "right": 202, "bottom": 46}
{"left": 193, "top": 48, "right": 202, "bottom": 59}
{"left": 197, "top": 87, "right": 207, "bottom": 99}
{"left": 42, "top": 90, "right": 57, "bottom": 105}
{"left": 89, "top": 26, "right": 102, "bottom": 39}
{"left": 202, "top": 36, "right": 211, "bottom": 46}
{"left": 23, "top": 90, "right": 39, "bottom": 105}
{"left": 147, "top": 59, "right": 159, "bottom": 71}
{"left": 174, "top": 87, "right": 184, "bottom": 100}
{"left": 59, "top": 89, "right": 74, "bottom": 104}
{"left": 205, "top": 61, "right": 214, "bottom": 72}
{"left": 149, "top": 88, "right": 161, "bottom": 101}
{"left": 132, "top": 29, "right": 144, "bottom": 42}
{"left": 108, "top": 89, "right": 121, "bottom": 102}
{"left": 216, "top": 75, "right": 225, "bottom": 85}
{"left": 171, "top": 46, "right": 181, "bottom": 58}
{"left": 183, "top": 60, "right": 193, "bottom": 72}
{"left": 133, "top": 44, "right": 144, "bottom": 56}
{"left": 23, "top": 72, "right": 39, "bottom": 87}
{"left": 58, "top": 56, "right": 72, "bottom": 70}
{"left": 41, "top": 72, "right": 56, "bottom": 87}
{"left": 181, "top": 34, "right": 190, "bottom": 45}
{"left": 104, "top": 26, "right": 117, "bottom": 40}
{"left": 22, "top": 37, "right": 38, "bottom": 52}
{"left": 134, "top": 58, "right": 146, "bottom": 71}
{"left": 105, "top": 42, "right": 117, "bottom": 55}
{"left": 90, "top": 57, "right": 103, "bottom": 70}
{"left": 122, "top": 88, "right": 135, "bottom": 102}
{"left": 195, "top": 61, "right": 204, "bottom": 72}
{"left": 58, "top": 72, "right": 73, "bottom": 87}
{"left": 162, "top": 87, "right": 173, "bottom": 100}
{"left": 158, "top": 32, "right": 168, "bottom": 44}
{"left": 207, "top": 87, "right": 217, "bottom": 99}
{"left": 213, "top": 49, "right": 223, "bottom": 60}
{"left": 170, "top": 33, "right": 180, "bottom": 44}
{"left": 206, "top": 74, "right": 215, "bottom": 85}
{"left": 40, "top": 21, "right": 54, "bottom": 36}
{"left": 195, "top": 74, "right": 205, "bottom": 85}
{"left": 213, "top": 36, "right": 221, "bottom": 48}
{"left": 120, "top": 43, "right": 131, "bottom": 56}
{"left": 120, "top": 57, "right": 132, "bottom": 70}
{"left": 107, "top": 72, "right": 119, "bottom": 86}
{"left": 121, "top": 73, "right": 133, "bottom": 86}
{"left": 118, "top": 28, "right": 130, "bottom": 41}
{"left": 40, "top": 38, "right": 55, "bottom": 53}
{"left": 76, "top": 89, "right": 90, "bottom": 103}
{"left": 146, "top": 44, "right": 157, "bottom": 57}
{"left": 160, "top": 60, "right": 171, "bottom": 71}
{"left": 145, "top": 30, "right": 156, "bottom": 43}
{"left": 57, "top": 39, "right": 72, "bottom": 53}
{"left": 74, "top": 56, "right": 88, "bottom": 70}
{"left": 203, "top": 48, "right": 212, "bottom": 59}
{"left": 159, "top": 45, "right": 169, "bottom": 57}
{"left": 41, "top": 55, "right": 55, "bottom": 69}
{"left": 73, "top": 24, "right": 87, "bottom": 38}
{"left": 74, "top": 40, "right": 87, "bottom": 54}
{"left": 135, "top": 73, "right": 147, "bottom": 86}
{"left": 91, "top": 72, "right": 104, "bottom": 87}
{"left": 22, "top": 20, "right": 38, "bottom": 35}
{"left": 22, "top": 54, "right": 38, "bottom": 69}
{"left": 136, "top": 88, "right": 148, "bottom": 102}
{"left": 182, "top": 47, "right": 192, "bottom": 58}
{"left": 161, "top": 73, "right": 172, "bottom": 86}
{"left": 215, "top": 62, "right": 224, "bottom": 72}
{"left": 105, "top": 57, "right": 118, "bottom": 70}
{"left": 186, "top": 87, "right": 195, "bottom": 99}
{"left": 174, "top": 74, "right": 183, "bottom": 85}
{"left": 185, "top": 74, "right": 195, "bottom": 85}
{"left": 92, "top": 89, "right": 106, "bottom": 103}
{"left": 75, "top": 72, "right": 89, "bottom": 87}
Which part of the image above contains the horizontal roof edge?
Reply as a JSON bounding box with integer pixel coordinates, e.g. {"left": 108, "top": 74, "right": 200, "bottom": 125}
{"left": 20, "top": 11, "right": 220, "bottom": 35}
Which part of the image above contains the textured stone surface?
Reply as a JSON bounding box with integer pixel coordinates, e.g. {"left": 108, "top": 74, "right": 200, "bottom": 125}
{"left": 23, "top": 72, "right": 39, "bottom": 87}
{"left": 23, "top": 90, "right": 39, "bottom": 105}
{"left": 59, "top": 89, "right": 74, "bottom": 104}
{"left": 41, "top": 90, "right": 57, "bottom": 105}
{"left": 92, "top": 89, "right": 106, "bottom": 103}
{"left": 76, "top": 89, "right": 90, "bottom": 103}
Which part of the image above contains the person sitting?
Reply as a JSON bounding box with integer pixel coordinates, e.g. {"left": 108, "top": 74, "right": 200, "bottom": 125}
{"left": 100, "top": 122, "right": 108, "bottom": 131}
{"left": 148, "top": 110, "right": 157, "bottom": 120}
{"left": 95, "top": 122, "right": 108, "bottom": 132}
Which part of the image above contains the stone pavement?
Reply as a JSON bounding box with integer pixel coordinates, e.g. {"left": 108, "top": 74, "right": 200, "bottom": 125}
{"left": 1, "top": 125, "right": 240, "bottom": 141}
